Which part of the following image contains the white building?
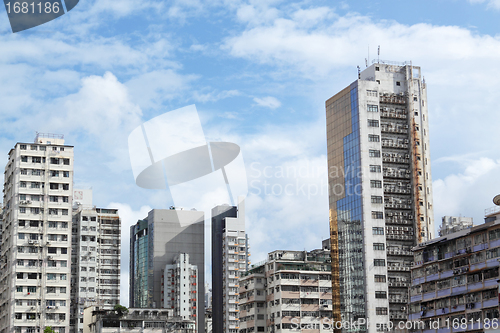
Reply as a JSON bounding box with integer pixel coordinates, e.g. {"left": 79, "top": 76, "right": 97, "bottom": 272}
{"left": 70, "top": 190, "right": 121, "bottom": 333}
{"left": 439, "top": 216, "right": 473, "bottom": 236}
{"left": 239, "top": 248, "right": 333, "bottom": 333}
{"left": 211, "top": 201, "right": 250, "bottom": 333}
{"left": 0, "top": 133, "right": 74, "bottom": 333}
{"left": 163, "top": 253, "right": 198, "bottom": 322}
{"left": 326, "top": 62, "right": 434, "bottom": 331}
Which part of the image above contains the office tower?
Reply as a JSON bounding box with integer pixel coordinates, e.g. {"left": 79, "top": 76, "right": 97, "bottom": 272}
{"left": 164, "top": 253, "right": 199, "bottom": 320}
{"left": 326, "top": 62, "right": 434, "bottom": 332}
{"left": 211, "top": 201, "right": 249, "bottom": 333}
{"left": 0, "top": 134, "right": 74, "bottom": 333}
{"left": 70, "top": 189, "right": 121, "bottom": 333}
{"left": 239, "top": 248, "right": 332, "bottom": 333}
{"left": 409, "top": 205, "right": 500, "bottom": 333}
{"left": 129, "top": 208, "right": 204, "bottom": 331}
{"left": 439, "top": 216, "right": 473, "bottom": 236}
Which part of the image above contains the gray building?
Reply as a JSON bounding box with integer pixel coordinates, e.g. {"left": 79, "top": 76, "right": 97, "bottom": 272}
{"left": 129, "top": 208, "right": 204, "bottom": 332}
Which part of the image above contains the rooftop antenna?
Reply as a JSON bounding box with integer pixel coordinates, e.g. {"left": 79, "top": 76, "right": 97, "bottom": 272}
{"left": 357, "top": 65, "right": 360, "bottom": 78}
{"left": 377, "top": 45, "right": 380, "bottom": 63}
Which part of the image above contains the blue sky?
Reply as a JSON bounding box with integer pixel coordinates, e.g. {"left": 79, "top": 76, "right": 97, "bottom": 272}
{"left": 1, "top": 0, "right": 500, "bottom": 305}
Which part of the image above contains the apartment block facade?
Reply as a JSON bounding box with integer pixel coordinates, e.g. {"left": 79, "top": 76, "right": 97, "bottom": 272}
{"left": 164, "top": 253, "right": 198, "bottom": 321}
{"left": 409, "top": 208, "right": 500, "bottom": 333}
{"left": 239, "top": 249, "right": 333, "bottom": 333}
{"left": 0, "top": 134, "right": 74, "bottom": 333}
{"left": 212, "top": 202, "right": 249, "bottom": 333}
{"left": 326, "top": 62, "right": 434, "bottom": 332}
{"left": 70, "top": 196, "right": 121, "bottom": 333}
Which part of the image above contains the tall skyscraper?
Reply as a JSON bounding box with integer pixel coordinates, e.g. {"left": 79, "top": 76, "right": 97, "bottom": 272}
{"left": 211, "top": 201, "right": 249, "bottom": 333}
{"left": 129, "top": 208, "right": 205, "bottom": 331}
{"left": 0, "top": 134, "right": 74, "bottom": 333}
{"left": 326, "top": 62, "right": 434, "bottom": 332}
{"left": 70, "top": 189, "right": 121, "bottom": 333}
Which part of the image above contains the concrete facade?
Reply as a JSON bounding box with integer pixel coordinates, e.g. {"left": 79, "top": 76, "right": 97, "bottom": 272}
{"left": 326, "top": 62, "right": 434, "bottom": 332}
{"left": 129, "top": 209, "right": 204, "bottom": 332}
{"left": 0, "top": 134, "right": 74, "bottom": 333}
{"left": 212, "top": 202, "right": 249, "bottom": 333}
{"left": 70, "top": 196, "right": 121, "bottom": 333}
{"left": 409, "top": 209, "right": 500, "bottom": 333}
{"left": 239, "top": 248, "right": 333, "bottom": 333}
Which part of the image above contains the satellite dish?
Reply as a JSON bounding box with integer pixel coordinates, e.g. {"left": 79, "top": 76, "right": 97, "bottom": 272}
{"left": 493, "top": 194, "right": 500, "bottom": 206}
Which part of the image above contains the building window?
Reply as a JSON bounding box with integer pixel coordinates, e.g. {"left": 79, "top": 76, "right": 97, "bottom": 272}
{"left": 373, "top": 227, "right": 384, "bottom": 235}
{"left": 375, "top": 66, "right": 380, "bottom": 71}
{"left": 368, "top": 135, "right": 380, "bottom": 142}
{"left": 375, "top": 291, "right": 387, "bottom": 299}
{"left": 373, "top": 243, "right": 385, "bottom": 251}
{"left": 21, "top": 156, "right": 28, "bottom": 162}
{"left": 371, "top": 196, "right": 383, "bottom": 204}
{"left": 20, "top": 145, "right": 26, "bottom": 150}
{"left": 376, "top": 307, "right": 388, "bottom": 315}
{"left": 367, "top": 104, "right": 378, "bottom": 112}
{"left": 369, "top": 150, "right": 380, "bottom": 157}
{"left": 368, "top": 120, "right": 379, "bottom": 127}
{"left": 370, "top": 180, "right": 382, "bottom": 188}
{"left": 367, "top": 90, "right": 377, "bottom": 97}
{"left": 372, "top": 211, "right": 384, "bottom": 219}
{"left": 63, "top": 159, "right": 70, "bottom": 165}
{"left": 374, "top": 259, "right": 386, "bottom": 267}
{"left": 19, "top": 207, "right": 26, "bottom": 214}
{"left": 374, "top": 275, "right": 386, "bottom": 283}
{"left": 396, "top": 81, "right": 401, "bottom": 86}
{"left": 20, "top": 181, "right": 26, "bottom": 188}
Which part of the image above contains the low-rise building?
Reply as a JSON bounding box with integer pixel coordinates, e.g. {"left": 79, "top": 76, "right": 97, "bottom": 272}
{"left": 409, "top": 207, "right": 500, "bottom": 333}
{"left": 83, "top": 307, "right": 195, "bottom": 333}
{"left": 239, "top": 248, "right": 333, "bottom": 333}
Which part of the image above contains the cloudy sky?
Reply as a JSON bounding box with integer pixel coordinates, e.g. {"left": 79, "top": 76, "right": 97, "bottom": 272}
{"left": 1, "top": 0, "right": 500, "bottom": 305}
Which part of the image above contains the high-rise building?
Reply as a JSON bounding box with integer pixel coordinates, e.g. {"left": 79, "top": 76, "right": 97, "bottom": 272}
{"left": 70, "top": 189, "right": 121, "bottom": 333}
{"left": 0, "top": 134, "right": 74, "bottom": 333}
{"left": 129, "top": 208, "right": 204, "bottom": 331}
{"left": 164, "top": 253, "right": 198, "bottom": 320}
{"left": 211, "top": 201, "right": 249, "bottom": 333}
{"left": 439, "top": 216, "right": 473, "bottom": 236}
{"left": 239, "top": 248, "right": 333, "bottom": 333}
{"left": 326, "top": 62, "right": 434, "bottom": 332}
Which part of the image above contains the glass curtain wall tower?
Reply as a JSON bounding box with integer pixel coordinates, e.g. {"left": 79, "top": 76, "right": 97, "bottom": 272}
{"left": 326, "top": 62, "right": 434, "bottom": 333}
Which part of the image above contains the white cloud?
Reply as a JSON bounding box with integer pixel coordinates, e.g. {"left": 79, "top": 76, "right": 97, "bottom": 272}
{"left": 433, "top": 157, "right": 500, "bottom": 232}
{"left": 253, "top": 96, "right": 281, "bottom": 109}
{"left": 192, "top": 89, "right": 240, "bottom": 103}
{"left": 468, "top": 0, "right": 500, "bottom": 10}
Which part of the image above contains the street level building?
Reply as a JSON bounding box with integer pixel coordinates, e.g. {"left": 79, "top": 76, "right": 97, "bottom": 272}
{"left": 70, "top": 189, "right": 121, "bottom": 333}
{"left": 0, "top": 134, "right": 74, "bottom": 333}
{"left": 239, "top": 248, "right": 333, "bottom": 333}
{"left": 326, "top": 61, "right": 434, "bottom": 332}
{"left": 409, "top": 207, "right": 500, "bottom": 333}
{"left": 83, "top": 307, "right": 195, "bottom": 333}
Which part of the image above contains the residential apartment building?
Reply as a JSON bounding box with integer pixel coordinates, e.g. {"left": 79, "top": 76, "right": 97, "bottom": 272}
{"left": 129, "top": 208, "right": 204, "bottom": 331}
{"left": 439, "top": 216, "right": 473, "bottom": 237}
{"left": 163, "top": 253, "right": 198, "bottom": 321}
{"left": 211, "top": 201, "right": 249, "bottom": 333}
{"left": 239, "top": 248, "right": 333, "bottom": 333}
{"left": 409, "top": 206, "right": 500, "bottom": 332}
{"left": 0, "top": 134, "right": 74, "bottom": 333}
{"left": 326, "top": 61, "right": 434, "bottom": 332}
{"left": 70, "top": 189, "right": 121, "bottom": 333}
